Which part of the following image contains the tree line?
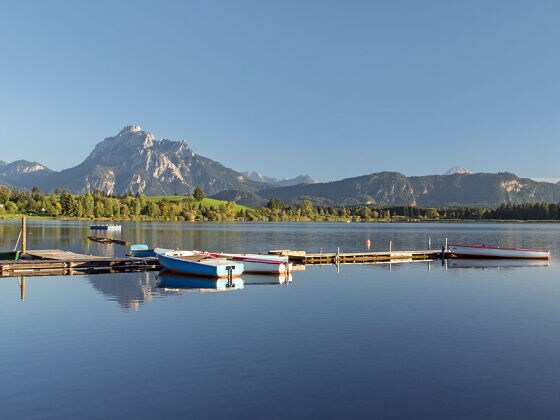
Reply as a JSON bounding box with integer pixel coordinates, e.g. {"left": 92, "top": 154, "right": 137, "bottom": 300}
{"left": 1, "top": 186, "right": 560, "bottom": 222}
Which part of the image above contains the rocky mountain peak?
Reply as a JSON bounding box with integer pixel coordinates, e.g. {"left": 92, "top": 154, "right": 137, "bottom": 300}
{"left": 443, "top": 166, "right": 471, "bottom": 175}
{"left": 119, "top": 125, "right": 142, "bottom": 135}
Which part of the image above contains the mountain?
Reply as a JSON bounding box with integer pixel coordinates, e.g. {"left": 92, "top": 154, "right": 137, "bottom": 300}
{"left": 35, "top": 125, "right": 267, "bottom": 195}
{"left": 443, "top": 167, "right": 471, "bottom": 175}
{"left": 242, "top": 171, "right": 315, "bottom": 187}
{"left": 251, "top": 171, "right": 560, "bottom": 207}
{"left": 3, "top": 126, "right": 560, "bottom": 207}
{"left": 0, "top": 160, "right": 53, "bottom": 189}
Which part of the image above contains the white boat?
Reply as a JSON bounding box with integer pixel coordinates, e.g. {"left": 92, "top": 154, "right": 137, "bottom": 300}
{"left": 448, "top": 244, "right": 551, "bottom": 260}
{"left": 154, "top": 248, "right": 244, "bottom": 278}
{"left": 196, "top": 251, "right": 292, "bottom": 274}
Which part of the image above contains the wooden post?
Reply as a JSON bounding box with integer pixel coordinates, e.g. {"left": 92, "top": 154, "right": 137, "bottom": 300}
{"left": 22, "top": 216, "right": 27, "bottom": 255}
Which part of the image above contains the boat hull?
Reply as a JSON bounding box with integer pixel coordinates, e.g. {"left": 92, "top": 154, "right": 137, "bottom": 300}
{"left": 200, "top": 252, "right": 292, "bottom": 274}
{"left": 0, "top": 251, "right": 21, "bottom": 261}
{"left": 449, "top": 244, "right": 550, "bottom": 259}
{"left": 154, "top": 248, "right": 244, "bottom": 278}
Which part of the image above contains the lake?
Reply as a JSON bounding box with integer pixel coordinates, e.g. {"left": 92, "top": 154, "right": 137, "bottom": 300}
{"left": 1, "top": 221, "right": 560, "bottom": 419}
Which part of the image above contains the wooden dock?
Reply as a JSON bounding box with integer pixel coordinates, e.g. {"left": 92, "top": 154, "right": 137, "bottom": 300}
{"left": 0, "top": 249, "right": 160, "bottom": 277}
{"left": 269, "top": 249, "right": 450, "bottom": 264}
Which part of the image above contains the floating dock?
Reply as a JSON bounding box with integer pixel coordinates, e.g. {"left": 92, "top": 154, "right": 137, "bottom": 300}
{"left": 0, "top": 249, "right": 160, "bottom": 277}
{"left": 269, "top": 249, "right": 451, "bottom": 264}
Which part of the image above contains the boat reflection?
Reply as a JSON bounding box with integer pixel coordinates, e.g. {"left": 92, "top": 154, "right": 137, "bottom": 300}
{"left": 243, "top": 273, "right": 292, "bottom": 286}
{"left": 157, "top": 270, "right": 244, "bottom": 292}
{"left": 447, "top": 259, "right": 551, "bottom": 270}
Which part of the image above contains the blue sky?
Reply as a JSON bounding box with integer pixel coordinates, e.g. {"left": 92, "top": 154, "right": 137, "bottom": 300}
{"left": 1, "top": 1, "right": 559, "bottom": 182}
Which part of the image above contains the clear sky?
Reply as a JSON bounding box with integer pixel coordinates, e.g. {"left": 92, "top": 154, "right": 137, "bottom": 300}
{"left": 1, "top": 0, "right": 559, "bottom": 182}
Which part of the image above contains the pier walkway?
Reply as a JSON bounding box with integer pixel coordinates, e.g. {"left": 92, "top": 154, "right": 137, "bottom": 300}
{"left": 270, "top": 249, "right": 451, "bottom": 264}
{"left": 0, "top": 249, "right": 160, "bottom": 277}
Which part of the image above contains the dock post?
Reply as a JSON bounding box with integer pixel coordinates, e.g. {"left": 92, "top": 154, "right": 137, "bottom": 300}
{"left": 21, "top": 216, "right": 27, "bottom": 256}
{"left": 20, "top": 276, "right": 25, "bottom": 300}
{"left": 389, "top": 241, "right": 392, "bottom": 253}
{"left": 428, "top": 237, "right": 431, "bottom": 251}
{"left": 445, "top": 237, "right": 448, "bottom": 251}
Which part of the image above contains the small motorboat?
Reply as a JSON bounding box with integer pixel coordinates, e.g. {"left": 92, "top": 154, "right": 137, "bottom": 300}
{"left": 154, "top": 248, "right": 244, "bottom": 278}
{"left": 448, "top": 244, "right": 551, "bottom": 260}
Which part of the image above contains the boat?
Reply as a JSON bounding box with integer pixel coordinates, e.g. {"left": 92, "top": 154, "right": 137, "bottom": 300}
{"left": 90, "top": 224, "right": 121, "bottom": 231}
{"left": 157, "top": 270, "right": 244, "bottom": 292}
{"left": 196, "top": 251, "right": 292, "bottom": 274}
{"left": 0, "top": 250, "right": 21, "bottom": 261}
{"left": 448, "top": 244, "right": 551, "bottom": 259}
{"left": 130, "top": 244, "right": 156, "bottom": 258}
{"left": 154, "top": 248, "right": 244, "bottom": 278}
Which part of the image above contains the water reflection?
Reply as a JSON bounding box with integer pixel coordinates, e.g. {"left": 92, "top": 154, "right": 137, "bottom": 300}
{"left": 157, "top": 270, "right": 244, "bottom": 292}
{"left": 447, "top": 259, "right": 551, "bottom": 270}
{"left": 87, "top": 272, "right": 158, "bottom": 311}
{"left": 18, "top": 276, "right": 25, "bottom": 300}
{"left": 243, "top": 273, "right": 292, "bottom": 285}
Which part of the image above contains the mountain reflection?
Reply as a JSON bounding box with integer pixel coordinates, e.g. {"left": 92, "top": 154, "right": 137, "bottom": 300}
{"left": 85, "top": 270, "right": 292, "bottom": 309}
{"left": 87, "top": 272, "right": 158, "bottom": 311}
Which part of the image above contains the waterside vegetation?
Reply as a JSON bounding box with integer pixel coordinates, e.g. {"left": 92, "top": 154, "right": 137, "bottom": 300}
{"left": 1, "top": 186, "right": 560, "bottom": 222}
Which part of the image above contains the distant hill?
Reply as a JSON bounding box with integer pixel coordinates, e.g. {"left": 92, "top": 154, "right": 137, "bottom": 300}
{"left": 252, "top": 171, "right": 560, "bottom": 207}
{"left": 210, "top": 190, "right": 269, "bottom": 208}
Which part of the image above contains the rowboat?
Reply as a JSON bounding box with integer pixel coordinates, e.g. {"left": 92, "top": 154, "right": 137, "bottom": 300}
{"left": 154, "top": 248, "right": 244, "bottom": 278}
{"left": 0, "top": 250, "right": 21, "bottom": 261}
{"left": 157, "top": 270, "right": 244, "bottom": 292}
{"left": 448, "top": 244, "right": 551, "bottom": 259}
{"left": 196, "top": 251, "right": 291, "bottom": 274}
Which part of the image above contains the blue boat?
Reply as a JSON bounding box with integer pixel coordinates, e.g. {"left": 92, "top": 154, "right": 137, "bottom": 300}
{"left": 157, "top": 270, "right": 244, "bottom": 291}
{"left": 154, "top": 248, "right": 244, "bottom": 278}
{"left": 130, "top": 244, "right": 156, "bottom": 258}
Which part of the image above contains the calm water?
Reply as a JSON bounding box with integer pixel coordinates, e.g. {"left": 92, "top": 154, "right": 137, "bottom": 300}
{"left": 1, "top": 221, "right": 560, "bottom": 419}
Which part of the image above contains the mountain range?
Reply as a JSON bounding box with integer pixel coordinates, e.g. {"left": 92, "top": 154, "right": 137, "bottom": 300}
{"left": 2, "top": 125, "right": 560, "bottom": 207}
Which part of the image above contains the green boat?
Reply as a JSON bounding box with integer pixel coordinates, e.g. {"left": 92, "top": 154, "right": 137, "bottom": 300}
{"left": 0, "top": 250, "right": 21, "bottom": 260}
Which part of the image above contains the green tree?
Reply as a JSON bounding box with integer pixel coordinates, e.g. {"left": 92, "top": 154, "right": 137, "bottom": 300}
{"left": 81, "top": 192, "right": 95, "bottom": 218}
{"left": 266, "top": 198, "right": 285, "bottom": 210}
{"left": 59, "top": 191, "right": 74, "bottom": 216}
{"left": 193, "top": 187, "right": 205, "bottom": 201}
